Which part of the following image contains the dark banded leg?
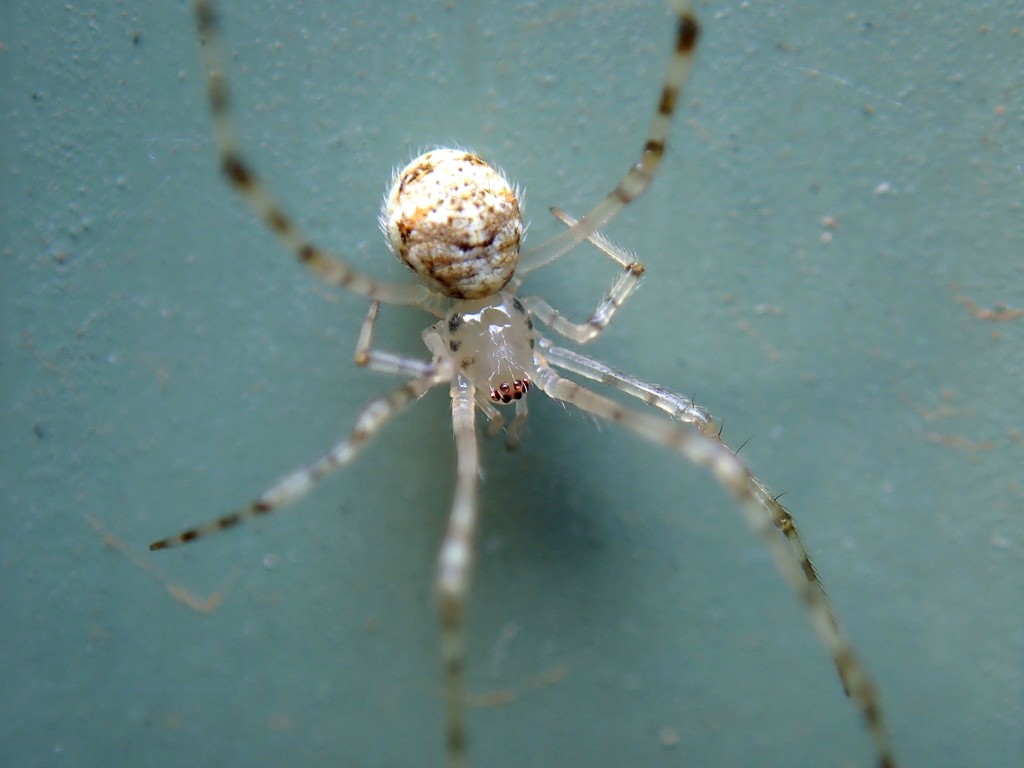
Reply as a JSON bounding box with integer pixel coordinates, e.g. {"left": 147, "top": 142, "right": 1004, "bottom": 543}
{"left": 192, "top": 0, "right": 430, "bottom": 306}
{"left": 519, "top": 0, "right": 699, "bottom": 274}
{"left": 149, "top": 371, "right": 445, "bottom": 551}
{"left": 436, "top": 375, "right": 481, "bottom": 768}
{"left": 522, "top": 208, "right": 645, "bottom": 343}
{"left": 540, "top": 340, "right": 853, "bottom": 690}
{"left": 532, "top": 362, "right": 898, "bottom": 768}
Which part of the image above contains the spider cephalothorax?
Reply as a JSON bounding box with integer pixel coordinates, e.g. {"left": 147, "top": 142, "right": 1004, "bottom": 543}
{"left": 439, "top": 294, "right": 536, "bottom": 405}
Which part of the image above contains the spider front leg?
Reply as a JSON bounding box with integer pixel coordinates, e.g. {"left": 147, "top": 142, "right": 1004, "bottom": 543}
{"left": 505, "top": 396, "right": 529, "bottom": 450}
{"left": 473, "top": 390, "right": 528, "bottom": 448}
{"left": 475, "top": 396, "right": 506, "bottom": 439}
{"left": 519, "top": 0, "right": 699, "bottom": 273}
{"left": 522, "top": 209, "right": 645, "bottom": 344}
{"left": 436, "top": 375, "right": 481, "bottom": 768}
{"left": 192, "top": 0, "right": 432, "bottom": 307}
{"left": 541, "top": 338, "right": 845, "bottom": 684}
{"left": 354, "top": 301, "right": 436, "bottom": 377}
{"left": 149, "top": 370, "right": 446, "bottom": 550}
{"left": 532, "top": 361, "right": 897, "bottom": 768}
{"left": 540, "top": 339, "right": 716, "bottom": 430}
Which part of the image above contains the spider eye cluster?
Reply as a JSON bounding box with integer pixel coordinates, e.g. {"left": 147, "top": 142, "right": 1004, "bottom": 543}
{"left": 381, "top": 149, "right": 522, "bottom": 300}
{"left": 489, "top": 377, "right": 531, "bottom": 404}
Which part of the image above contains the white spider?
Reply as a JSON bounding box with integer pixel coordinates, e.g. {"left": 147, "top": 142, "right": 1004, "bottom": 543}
{"left": 152, "top": 2, "right": 898, "bottom": 766}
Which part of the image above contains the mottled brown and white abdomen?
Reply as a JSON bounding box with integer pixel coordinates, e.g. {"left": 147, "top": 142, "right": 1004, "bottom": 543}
{"left": 381, "top": 149, "right": 523, "bottom": 300}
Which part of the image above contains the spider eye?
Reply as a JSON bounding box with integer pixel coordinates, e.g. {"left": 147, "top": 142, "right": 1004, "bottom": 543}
{"left": 382, "top": 149, "right": 522, "bottom": 300}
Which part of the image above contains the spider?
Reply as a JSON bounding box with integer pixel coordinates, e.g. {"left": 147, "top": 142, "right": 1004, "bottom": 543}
{"left": 152, "top": 1, "right": 898, "bottom": 766}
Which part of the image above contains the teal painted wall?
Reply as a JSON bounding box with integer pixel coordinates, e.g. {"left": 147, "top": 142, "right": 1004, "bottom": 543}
{"left": 2, "top": 2, "right": 1021, "bottom": 766}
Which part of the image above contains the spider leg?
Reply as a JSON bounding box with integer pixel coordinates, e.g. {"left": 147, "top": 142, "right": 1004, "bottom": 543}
{"left": 192, "top": 0, "right": 432, "bottom": 307}
{"left": 522, "top": 209, "right": 645, "bottom": 344}
{"left": 149, "top": 370, "right": 446, "bottom": 550}
{"left": 436, "top": 375, "right": 481, "bottom": 768}
{"left": 471, "top": 385, "right": 528, "bottom": 447}
{"left": 540, "top": 340, "right": 853, "bottom": 686}
{"left": 532, "top": 361, "right": 897, "bottom": 768}
{"left": 506, "top": 396, "right": 529, "bottom": 450}
{"left": 540, "top": 339, "right": 714, "bottom": 428}
{"left": 519, "top": 0, "right": 699, "bottom": 274}
{"left": 550, "top": 207, "right": 636, "bottom": 268}
{"left": 474, "top": 395, "right": 506, "bottom": 438}
{"left": 354, "top": 301, "right": 437, "bottom": 377}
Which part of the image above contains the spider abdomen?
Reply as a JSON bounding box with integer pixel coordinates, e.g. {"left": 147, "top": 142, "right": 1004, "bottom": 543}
{"left": 381, "top": 149, "right": 522, "bottom": 299}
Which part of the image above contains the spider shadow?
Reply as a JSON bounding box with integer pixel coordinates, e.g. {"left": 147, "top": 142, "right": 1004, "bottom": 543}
{"left": 467, "top": 390, "right": 707, "bottom": 650}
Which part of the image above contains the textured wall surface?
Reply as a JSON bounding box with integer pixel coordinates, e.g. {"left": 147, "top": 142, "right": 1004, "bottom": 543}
{"left": 3, "top": 2, "right": 1021, "bottom": 767}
